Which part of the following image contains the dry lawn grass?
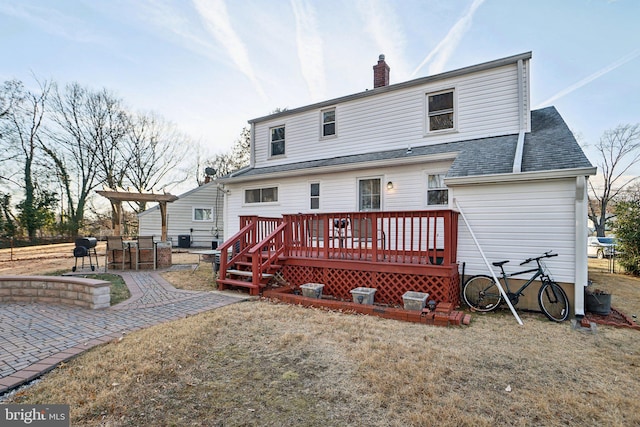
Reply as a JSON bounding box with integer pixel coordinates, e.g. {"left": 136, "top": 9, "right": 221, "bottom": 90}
{"left": 2, "top": 246, "right": 640, "bottom": 426}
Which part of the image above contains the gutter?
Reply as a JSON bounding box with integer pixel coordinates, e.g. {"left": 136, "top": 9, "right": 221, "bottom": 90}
{"left": 445, "top": 167, "right": 597, "bottom": 186}
{"left": 217, "top": 152, "right": 459, "bottom": 184}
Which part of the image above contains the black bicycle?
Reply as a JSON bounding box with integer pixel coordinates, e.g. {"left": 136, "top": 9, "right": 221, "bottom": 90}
{"left": 462, "top": 251, "right": 570, "bottom": 322}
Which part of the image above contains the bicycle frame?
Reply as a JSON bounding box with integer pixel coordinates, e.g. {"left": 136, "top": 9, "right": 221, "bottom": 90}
{"left": 496, "top": 259, "right": 551, "bottom": 299}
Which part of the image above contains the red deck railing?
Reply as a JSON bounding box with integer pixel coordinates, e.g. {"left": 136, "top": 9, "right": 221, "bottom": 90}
{"left": 283, "top": 210, "right": 458, "bottom": 265}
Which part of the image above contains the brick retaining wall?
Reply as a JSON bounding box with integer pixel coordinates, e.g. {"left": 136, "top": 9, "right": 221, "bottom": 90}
{"left": 0, "top": 275, "right": 111, "bottom": 309}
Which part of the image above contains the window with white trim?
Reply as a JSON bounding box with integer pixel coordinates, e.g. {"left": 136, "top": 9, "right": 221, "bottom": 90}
{"left": 310, "top": 183, "right": 320, "bottom": 209}
{"left": 427, "top": 174, "right": 448, "bottom": 206}
{"left": 245, "top": 187, "right": 278, "bottom": 204}
{"left": 321, "top": 109, "right": 336, "bottom": 137}
{"left": 427, "top": 90, "right": 454, "bottom": 131}
{"left": 193, "top": 207, "right": 213, "bottom": 222}
{"left": 358, "top": 178, "right": 381, "bottom": 211}
{"left": 270, "top": 126, "right": 285, "bottom": 157}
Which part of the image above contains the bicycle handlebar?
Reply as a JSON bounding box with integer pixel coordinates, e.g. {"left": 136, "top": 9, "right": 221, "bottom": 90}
{"left": 519, "top": 251, "right": 558, "bottom": 265}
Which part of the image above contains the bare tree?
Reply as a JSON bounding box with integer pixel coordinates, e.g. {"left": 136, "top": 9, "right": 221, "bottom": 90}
{"left": 0, "top": 80, "right": 25, "bottom": 183}
{"left": 2, "top": 79, "right": 54, "bottom": 240}
{"left": 123, "top": 111, "right": 191, "bottom": 212}
{"left": 48, "top": 84, "right": 129, "bottom": 234}
{"left": 207, "top": 126, "right": 251, "bottom": 180}
{"left": 46, "top": 82, "right": 103, "bottom": 236}
{"left": 588, "top": 123, "right": 640, "bottom": 236}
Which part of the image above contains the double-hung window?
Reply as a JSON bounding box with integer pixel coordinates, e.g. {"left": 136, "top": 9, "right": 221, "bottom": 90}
{"left": 427, "top": 90, "right": 454, "bottom": 132}
{"left": 245, "top": 187, "right": 278, "bottom": 204}
{"left": 270, "top": 126, "right": 285, "bottom": 157}
{"left": 427, "top": 174, "right": 448, "bottom": 206}
{"left": 310, "top": 183, "right": 320, "bottom": 209}
{"left": 321, "top": 109, "right": 336, "bottom": 137}
{"left": 358, "top": 178, "right": 381, "bottom": 211}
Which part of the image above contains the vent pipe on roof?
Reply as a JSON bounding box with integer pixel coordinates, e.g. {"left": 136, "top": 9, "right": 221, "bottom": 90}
{"left": 373, "top": 54, "right": 390, "bottom": 88}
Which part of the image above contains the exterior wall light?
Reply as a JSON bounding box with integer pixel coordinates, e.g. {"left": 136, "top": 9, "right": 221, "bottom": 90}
{"left": 387, "top": 181, "right": 394, "bottom": 190}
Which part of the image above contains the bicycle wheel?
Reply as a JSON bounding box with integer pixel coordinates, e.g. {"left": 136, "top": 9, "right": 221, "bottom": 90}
{"left": 463, "top": 275, "right": 502, "bottom": 312}
{"left": 538, "top": 281, "right": 570, "bottom": 322}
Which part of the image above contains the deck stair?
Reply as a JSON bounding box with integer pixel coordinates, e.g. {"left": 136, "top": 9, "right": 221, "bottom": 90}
{"left": 217, "top": 255, "right": 279, "bottom": 296}
{"left": 216, "top": 217, "right": 287, "bottom": 296}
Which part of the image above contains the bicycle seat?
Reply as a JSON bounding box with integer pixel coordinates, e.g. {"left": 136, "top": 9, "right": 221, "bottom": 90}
{"left": 492, "top": 260, "right": 509, "bottom": 267}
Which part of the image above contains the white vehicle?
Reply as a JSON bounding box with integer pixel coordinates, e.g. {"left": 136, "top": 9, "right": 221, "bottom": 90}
{"left": 587, "top": 236, "right": 617, "bottom": 259}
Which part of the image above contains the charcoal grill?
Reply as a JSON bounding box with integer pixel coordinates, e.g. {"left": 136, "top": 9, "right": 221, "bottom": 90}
{"left": 73, "top": 237, "right": 99, "bottom": 272}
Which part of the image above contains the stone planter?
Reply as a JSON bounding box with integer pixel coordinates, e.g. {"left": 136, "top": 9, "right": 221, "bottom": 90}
{"left": 403, "top": 291, "right": 429, "bottom": 311}
{"left": 350, "top": 287, "right": 376, "bottom": 305}
{"left": 300, "top": 283, "right": 324, "bottom": 299}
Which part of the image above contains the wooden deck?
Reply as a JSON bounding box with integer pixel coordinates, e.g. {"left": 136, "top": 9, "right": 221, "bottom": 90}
{"left": 217, "top": 210, "right": 460, "bottom": 306}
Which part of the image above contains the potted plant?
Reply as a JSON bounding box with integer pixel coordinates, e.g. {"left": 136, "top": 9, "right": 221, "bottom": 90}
{"left": 585, "top": 286, "right": 612, "bottom": 315}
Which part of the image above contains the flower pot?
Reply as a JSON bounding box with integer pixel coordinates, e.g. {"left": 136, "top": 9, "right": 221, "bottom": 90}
{"left": 350, "top": 287, "right": 376, "bottom": 305}
{"left": 300, "top": 283, "right": 324, "bottom": 299}
{"left": 402, "top": 291, "right": 429, "bottom": 311}
{"left": 585, "top": 291, "right": 611, "bottom": 315}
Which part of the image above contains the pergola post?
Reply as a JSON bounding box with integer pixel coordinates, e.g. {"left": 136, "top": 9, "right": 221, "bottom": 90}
{"left": 159, "top": 202, "right": 169, "bottom": 242}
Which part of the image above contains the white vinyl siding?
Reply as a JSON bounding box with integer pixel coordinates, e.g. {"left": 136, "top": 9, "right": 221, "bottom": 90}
{"left": 223, "top": 161, "right": 451, "bottom": 235}
{"left": 253, "top": 62, "right": 528, "bottom": 167}
{"left": 223, "top": 170, "right": 577, "bottom": 287}
{"left": 453, "top": 179, "right": 576, "bottom": 284}
{"left": 138, "top": 183, "right": 225, "bottom": 247}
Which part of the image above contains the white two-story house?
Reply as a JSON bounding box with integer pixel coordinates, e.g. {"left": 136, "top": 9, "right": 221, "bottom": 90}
{"left": 217, "top": 52, "right": 596, "bottom": 316}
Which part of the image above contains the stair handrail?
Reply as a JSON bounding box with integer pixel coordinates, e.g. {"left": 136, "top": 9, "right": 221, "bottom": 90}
{"left": 248, "top": 222, "right": 288, "bottom": 286}
{"left": 217, "top": 221, "right": 256, "bottom": 283}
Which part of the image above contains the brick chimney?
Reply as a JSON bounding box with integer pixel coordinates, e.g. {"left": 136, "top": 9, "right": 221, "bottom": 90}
{"left": 373, "top": 54, "right": 390, "bottom": 88}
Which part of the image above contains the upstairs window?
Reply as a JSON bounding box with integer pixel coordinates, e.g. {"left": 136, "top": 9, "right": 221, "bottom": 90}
{"left": 310, "top": 183, "right": 320, "bottom": 209}
{"left": 321, "top": 109, "right": 336, "bottom": 137}
{"left": 245, "top": 187, "right": 278, "bottom": 204}
{"left": 193, "top": 207, "right": 213, "bottom": 221}
{"left": 359, "top": 178, "right": 381, "bottom": 211}
{"left": 427, "top": 90, "right": 454, "bottom": 132}
{"left": 270, "top": 126, "right": 285, "bottom": 157}
{"left": 427, "top": 174, "right": 448, "bottom": 206}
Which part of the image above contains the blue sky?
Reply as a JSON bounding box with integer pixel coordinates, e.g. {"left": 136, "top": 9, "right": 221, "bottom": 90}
{"left": 1, "top": 0, "right": 638, "bottom": 174}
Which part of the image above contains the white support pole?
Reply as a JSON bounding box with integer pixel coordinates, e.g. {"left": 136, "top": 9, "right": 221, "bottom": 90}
{"left": 455, "top": 198, "right": 524, "bottom": 325}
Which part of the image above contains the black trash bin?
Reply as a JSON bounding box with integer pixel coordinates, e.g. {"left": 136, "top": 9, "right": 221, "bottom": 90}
{"left": 213, "top": 253, "right": 221, "bottom": 272}
{"left": 178, "top": 235, "right": 191, "bottom": 248}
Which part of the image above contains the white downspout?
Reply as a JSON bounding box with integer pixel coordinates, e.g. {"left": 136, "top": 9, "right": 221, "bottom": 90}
{"left": 575, "top": 176, "right": 588, "bottom": 316}
{"left": 455, "top": 199, "right": 524, "bottom": 325}
{"left": 512, "top": 59, "right": 526, "bottom": 173}
{"left": 249, "top": 123, "right": 256, "bottom": 169}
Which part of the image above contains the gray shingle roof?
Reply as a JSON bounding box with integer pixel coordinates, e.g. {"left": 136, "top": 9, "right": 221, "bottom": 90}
{"left": 224, "top": 107, "right": 593, "bottom": 182}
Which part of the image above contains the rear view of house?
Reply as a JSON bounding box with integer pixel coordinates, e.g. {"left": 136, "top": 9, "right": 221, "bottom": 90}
{"left": 217, "top": 52, "right": 596, "bottom": 316}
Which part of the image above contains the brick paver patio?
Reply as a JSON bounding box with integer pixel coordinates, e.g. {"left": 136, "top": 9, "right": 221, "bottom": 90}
{"left": 0, "top": 270, "right": 247, "bottom": 395}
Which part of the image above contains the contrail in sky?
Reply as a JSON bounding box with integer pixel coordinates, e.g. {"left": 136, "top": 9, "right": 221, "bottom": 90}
{"left": 411, "top": 0, "right": 485, "bottom": 78}
{"left": 291, "top": 0, "right": 325, "bottom": 101}
{"left": 357, "top": 0, "right": 408, "bottom": 81}
{"left": 193, "top": 0, "right": 266, "bottom": 100}
{"left": 535, "top": 49, "right": 640, "bottom": 108}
